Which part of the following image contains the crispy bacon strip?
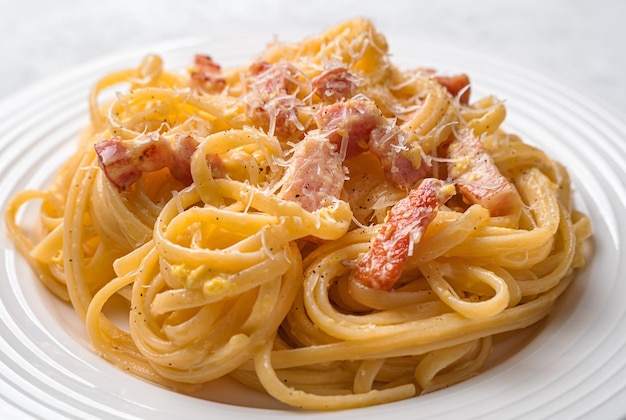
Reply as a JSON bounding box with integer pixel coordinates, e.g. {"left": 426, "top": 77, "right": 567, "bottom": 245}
{"left": 353, "top": 178, "right": 455, "bottom": 291}
{"left": 94, "top": 134, "right": 225, "bottom": 190}
{"left": 94, "top": 135, "right": 169, "bottom": 190}
{"left": 432, "top": 74, "right": 471, "bottom": 105}
{"left": 316, "top": 96, "right": 432, "bottom": 188}
{"left": 447, "top": 128, "right": 520, "bottom": 216}
{"left": 278, "top": 135, "right": 344, "bottom": 212}
{"left": 311, "top": 67, "right": 359, "bottom": 102}
{"left": 316, "top": 96, "right": 384, "bottom": 159}
{"left": 245, "top": 61, "right": 305, "bottom": 140}
{"left": 248, "top": 61, "right": 298, "bottom": 93}
{"left": 190, "top": 54, "right": 226, "bottom": 93}
{"left": 369, "top": 124, "right": 432, "bottom": 190}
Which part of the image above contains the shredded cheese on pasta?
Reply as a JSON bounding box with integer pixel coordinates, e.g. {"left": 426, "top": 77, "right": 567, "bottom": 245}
{"left": 4, "top": 18, "right": 591, "bottom": 410}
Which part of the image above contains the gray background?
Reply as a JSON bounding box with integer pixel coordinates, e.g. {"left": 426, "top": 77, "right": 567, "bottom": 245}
{"left": 1, "top": 0, "right": 624, "bottom": 113}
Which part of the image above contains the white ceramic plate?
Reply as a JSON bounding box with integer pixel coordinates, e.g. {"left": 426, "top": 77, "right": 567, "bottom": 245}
{"left": 1, "top": 35, "right": 625, "bottom": 419}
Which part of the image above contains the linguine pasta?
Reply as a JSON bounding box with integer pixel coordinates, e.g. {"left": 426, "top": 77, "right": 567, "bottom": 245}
{"left": 4, "top": 19, "right": 591, "bottom": 410}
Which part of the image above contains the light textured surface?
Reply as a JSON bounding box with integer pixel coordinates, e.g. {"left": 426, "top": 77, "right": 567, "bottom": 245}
{"left": 0, "top": 0, "right": 625, "bottom": 113}
{"left": 0, "top": 1, "right": 625, "bottom": 418}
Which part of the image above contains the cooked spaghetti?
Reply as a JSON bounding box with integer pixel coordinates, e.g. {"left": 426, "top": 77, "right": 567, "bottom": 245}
{"left": 4, "top": 19, "right": 591, "bottom": 410}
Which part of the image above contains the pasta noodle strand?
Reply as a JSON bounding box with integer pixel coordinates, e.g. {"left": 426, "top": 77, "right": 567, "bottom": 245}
{"left": 4, "top": 18, "right": 591, "bottom": 410}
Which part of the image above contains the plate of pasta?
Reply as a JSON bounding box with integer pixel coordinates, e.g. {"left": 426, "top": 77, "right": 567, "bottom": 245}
{"left": 1, "top": 19, "right": 625, "bottom": 419}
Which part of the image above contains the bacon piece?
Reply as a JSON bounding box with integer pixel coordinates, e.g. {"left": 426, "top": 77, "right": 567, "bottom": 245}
{"left": 447, "top": 128, "right": 520, "bottom": 216}
{"left": 316, "top": 96, "right": 431, "bottom": 188}
{"left": 316, "top": 96, "right": 384, "bottom": 159}
{"left": 168, "top": 135, "right": 225, "bottom": 184}
{"left": 432, "top": 74, "right": 471, "bottom": 105}
{"left": 94, "top": 135, "right": 171, "bottom": 190}
{"left": 245, "top": 61, "right": 305, "bottom": 139}
{"left": 311, "top": 67, "right": 359, "bottom": 102}
{"left": 278, "top": 135, "right": 344, "bottom": 212}
{"left": 247, "top": 60, "right": 298, "bottom": 94}
{"left": 94, "top": 139, "right": 142, "bottom": 190}
{"left": 168, "top": 134, "right": 199, "bottom": 185}
{"left": 94, "top": 134, "right": 225, "bottom": 190}
{"left": 190, "top": 55, "right": 226, "bottom": 93}
{"left": 368, "top": 124, "right": 432, "bottom": 190}
{"left": 353, "top": 178, "right": 455, "bottom": 291}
